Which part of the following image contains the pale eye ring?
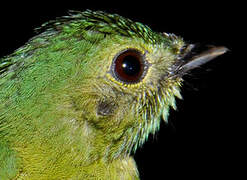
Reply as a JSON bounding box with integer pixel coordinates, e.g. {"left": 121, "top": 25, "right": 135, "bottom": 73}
{"left": 111, "top": 48, "right": 149, "bottom": 84}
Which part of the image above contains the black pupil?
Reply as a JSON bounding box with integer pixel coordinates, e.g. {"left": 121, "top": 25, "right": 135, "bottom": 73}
{"left": 121, "top": 55, "right": 141, "bottom": 76}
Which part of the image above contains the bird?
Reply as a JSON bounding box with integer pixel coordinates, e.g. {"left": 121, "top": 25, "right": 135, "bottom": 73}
{"left": 0, "top": 10, "right": 227, "bottom": 179}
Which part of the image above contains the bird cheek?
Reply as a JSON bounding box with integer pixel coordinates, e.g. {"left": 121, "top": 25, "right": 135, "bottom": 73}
{"left": 96, "top": 99, "right": 117, "bottom": 116}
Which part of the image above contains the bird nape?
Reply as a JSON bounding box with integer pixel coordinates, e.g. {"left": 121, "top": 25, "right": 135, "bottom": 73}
{"left": 0, "top": 10, "right": 227, "bottom": 179}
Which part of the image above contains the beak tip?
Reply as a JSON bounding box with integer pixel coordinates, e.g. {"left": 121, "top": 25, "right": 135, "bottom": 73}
{"left": 210, "top": 46, "right": 229, "bottom": 56}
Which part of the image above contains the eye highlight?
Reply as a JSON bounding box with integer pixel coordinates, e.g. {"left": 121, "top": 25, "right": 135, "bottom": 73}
{"left": 111, "top": 49, "right": 148, "bottom": 84}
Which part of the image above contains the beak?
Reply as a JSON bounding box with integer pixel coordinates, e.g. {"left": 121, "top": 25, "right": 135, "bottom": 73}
{"left": 172, "top": 45, "right": 228, "bottom": 77}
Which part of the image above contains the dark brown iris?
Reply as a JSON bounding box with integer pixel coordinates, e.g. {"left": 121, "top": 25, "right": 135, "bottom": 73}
{"left": 112, "top": 49, "right": 147, "bottom": 84}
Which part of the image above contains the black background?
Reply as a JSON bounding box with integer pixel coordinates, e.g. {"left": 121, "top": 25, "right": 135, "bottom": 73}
{"left": 0, "top": 1, "right": 242, "bottom": 179}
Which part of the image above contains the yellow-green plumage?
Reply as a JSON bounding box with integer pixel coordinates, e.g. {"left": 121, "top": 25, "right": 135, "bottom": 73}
{"left": 0, "top": 10, "right": 227, "bottom": 179}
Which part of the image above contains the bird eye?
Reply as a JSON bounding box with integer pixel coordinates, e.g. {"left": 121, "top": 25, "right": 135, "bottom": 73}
{"left": 111, "top": 49, "right": 148, "bottom": 84}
